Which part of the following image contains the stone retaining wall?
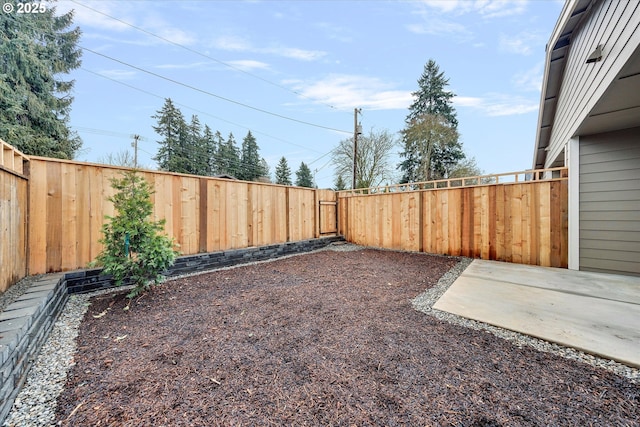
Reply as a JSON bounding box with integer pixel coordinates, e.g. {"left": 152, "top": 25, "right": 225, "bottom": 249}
{"left": 0, "top": 274, "right": 68, "bottom": 422}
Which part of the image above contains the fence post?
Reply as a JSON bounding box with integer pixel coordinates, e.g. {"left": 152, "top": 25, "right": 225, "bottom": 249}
{"left": 285, "top": 186, "right": 291, "bottom": 242}
{"left": 199, "top": 178, "right": 208, "bottom": 253}
{"left": 314, "top": 189, "right": 320, "bottom": 239}
{"left": 418, "top": 191, "right": 424, "bottom": 253}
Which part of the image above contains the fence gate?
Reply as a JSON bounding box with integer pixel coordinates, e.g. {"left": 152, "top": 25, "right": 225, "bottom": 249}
{"left": 318, "top": 200, "right": 338, "bottom": 235}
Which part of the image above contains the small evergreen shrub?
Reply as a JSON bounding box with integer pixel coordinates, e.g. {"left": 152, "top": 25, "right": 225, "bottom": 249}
{"left": 93, "top": 170, "right": 179, "bottom": 298}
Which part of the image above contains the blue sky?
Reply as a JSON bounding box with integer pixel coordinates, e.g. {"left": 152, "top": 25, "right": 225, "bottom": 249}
{"left": 56, "top": 0, "right": 564, "bottom": 188}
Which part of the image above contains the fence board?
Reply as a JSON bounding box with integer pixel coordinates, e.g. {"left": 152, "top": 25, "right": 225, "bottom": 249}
{"left": 75, "top": 165, "right": 91, "bottom": 269}
{"left": 288, "top": 187, "right": 315, "bottom": 242}
{"left": 61, "top": 162, "right": 77, "bottom": 271}
{"left": 28, "top": 160, "right": 46, "bottom": 274}
{"left": 338, "top": 175, "right": 568, "bottom": 268}
{"left": 0, "top": 167, "right": 27, "bottom": 292}
{"left": 46, "top": 161, "right": 62, "bottom": 273}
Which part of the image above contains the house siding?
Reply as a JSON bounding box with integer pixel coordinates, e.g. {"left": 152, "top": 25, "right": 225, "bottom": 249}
{"left": 579, "top": 127, "right": 640, "bottom": 276}
{"left": 546, "top": 0, "right": 640, "bottom": 168}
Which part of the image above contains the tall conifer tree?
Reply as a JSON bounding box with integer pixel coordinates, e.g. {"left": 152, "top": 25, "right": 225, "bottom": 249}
{"left": 0, "top": 2, "right": 82, "bottom": 158}
{"left": 218, "top": 133, "right": 240, "bottom": 177}
{"left": 275, "top": 156, "right": 292, "bottom": 185}
{"left": 239, "top": 131, "right": 261, "bottom": 181}
{"left": 211, "top": 130, "right": 226, "bottom": 175}
{"left": 295, "top": 162, "right": 314, "bottom": 188}
{"left": 187, "top": 115, "right": 209, "bottom": 176}
{"left": 202, "top": 125, "right": 217, "bottom": 176}
{"left": 152, "top": 98, "right": 188, "bottom": 173}
{"left": 399, "top": 59, "right": 465, "bottom": 183}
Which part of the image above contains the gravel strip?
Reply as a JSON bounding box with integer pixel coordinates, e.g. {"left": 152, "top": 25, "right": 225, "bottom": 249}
{"left": 3, "top": 293, "right": 90, "bottom": 427}
{"left": 3, "top": 245, "right": 638, "bottom": 426}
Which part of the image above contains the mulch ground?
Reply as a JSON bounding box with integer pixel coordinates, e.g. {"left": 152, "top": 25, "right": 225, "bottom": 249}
{"left": 55, "top": 249, "right": 639, "bottom": 426}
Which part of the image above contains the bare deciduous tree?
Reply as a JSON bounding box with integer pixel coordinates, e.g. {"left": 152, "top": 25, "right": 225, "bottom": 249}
{"left": 332, "top": 128, "right": 396, "bottom": 189}
{"left": 98, "top": 150, "right": 137, "bottom": 168}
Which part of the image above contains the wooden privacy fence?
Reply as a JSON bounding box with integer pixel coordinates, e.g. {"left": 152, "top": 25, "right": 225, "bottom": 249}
{"left": 0, "top": 140, "right": 29, "bottom": 292}
{"left": 0, "top": 135, "right": 570, "bottom": 292}
{"left": 27, "top": 157, "right": 336, "bottom": 275}
{"left": 338, "top": 168, "right": 568, "bottom": 267}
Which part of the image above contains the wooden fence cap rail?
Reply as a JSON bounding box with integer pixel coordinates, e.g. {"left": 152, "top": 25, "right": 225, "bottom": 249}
{"left": 338, "top": 167, "right": 568, "bottom": 196}
{"left": 1, "top": 138, "right": 30, "bottom": 176}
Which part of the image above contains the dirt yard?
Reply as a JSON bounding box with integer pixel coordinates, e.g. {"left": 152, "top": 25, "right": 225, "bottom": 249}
{"left": 55, "top": 249, "right": 639, "bottom": 426}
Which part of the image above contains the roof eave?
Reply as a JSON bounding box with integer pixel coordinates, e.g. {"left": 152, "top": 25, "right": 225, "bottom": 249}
{"left": 532, "top": 0, "right": 594, "bottom": 169}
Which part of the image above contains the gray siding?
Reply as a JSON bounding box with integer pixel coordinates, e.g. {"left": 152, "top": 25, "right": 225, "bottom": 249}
{"left": 546, "top": 0, "right": 640, "bottom": 168}
{"left": 579, "top": 127, "right": 640, "bottom": 275}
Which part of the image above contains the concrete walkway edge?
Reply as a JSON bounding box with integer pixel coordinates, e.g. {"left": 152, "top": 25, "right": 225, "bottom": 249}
{"left": 433, "top": 260, "right": 640, "bottom": 368}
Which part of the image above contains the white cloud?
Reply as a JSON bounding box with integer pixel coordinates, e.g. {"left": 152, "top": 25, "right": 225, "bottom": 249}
{"left": 419, "top": 0, "right": 528, "bottom": 18}
{"left": 98, "top": 69, "right": 137, "bottom": 80}
{"left": 286, "top": 75, "right": 412, "bottom": 111}
{"left": 408, "top": 0, "right": 531, "bottom": 40}
{"left": 226, "top": 60, "right": 271, "bottom": 72}
{"left": 314, "top": 22, "right": 355, "bottom": 43}
{"left": 211, "top": 35, "right": 326, "bottom": 62}
{"left": 154, "top": 27, "right": 196, "bottom": 46}
{"left": 406, "top": 18, "right": 471, "bottom": 38}
{"left": 58, "top": 1, "right": 196, "bottom": 46}
{"left": 455, "top": 93, "right": 538, "bottom": 116}
{"left": 154, "top": 61, "right": 211, "bottom": 70}
{"left": 211, "top": 35, "right": 253, "bottom": 52}
{"left": 499, "top": 31, "right": 545, "bottom": 55}
{"left": 264, "top": 46, "right": 326, "bottom": 61}
{"left": 512, "top": 62, "right": 544, "bottom": 92}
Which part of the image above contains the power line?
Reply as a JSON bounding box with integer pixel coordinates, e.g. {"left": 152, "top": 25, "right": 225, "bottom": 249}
{"left": 73, "top": 124, "right": 300, "bottom": 178}
{"left": 69, "top": 0, "right": 348, "bottom": 114}
{"left": 73, "top": 125, "right": 150, "bottom": 141}
{"left": 74, "top": 68, "right": 341, "bottom": 179}
{"left": 79, "top": 67, "right": 326, "bottom": 155}
{"left": 307, "top": 147, "right": 337, "bottom": 166}
{"left": 81, "top": 46, "right": 351, "bottom": 134}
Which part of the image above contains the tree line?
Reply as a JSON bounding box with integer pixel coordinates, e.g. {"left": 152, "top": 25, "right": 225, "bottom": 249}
{"left": 153, "top": 98, "right": 315, "bottom": 187}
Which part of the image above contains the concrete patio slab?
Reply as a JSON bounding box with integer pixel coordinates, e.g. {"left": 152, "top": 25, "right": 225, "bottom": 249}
{"left": 433, "top": 260, "right": 640, "bottom": 368}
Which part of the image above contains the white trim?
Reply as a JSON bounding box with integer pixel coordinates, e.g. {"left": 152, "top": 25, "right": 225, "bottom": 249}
{"left": 568, "top": 136, "right": 580, "bottom": 270}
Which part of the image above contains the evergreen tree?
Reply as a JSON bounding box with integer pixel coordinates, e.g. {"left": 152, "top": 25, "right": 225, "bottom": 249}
{"left": 202, "top": 125, "right": 217, "bottom": 176}
{"left": 0, "top": 2, "right": 82, "bottom": 158}
{"left": 210, "top": 130, "right": 226, "bottom": 175}
{"left": 406, "top": 59, "right": 458, "bottom": 127}
{"left": 399, "top": 59, "right": 464, "bottom": 183}
{"left": 187, "top": 115, "right": 209, "bottom": 176}
{"left": 400, "top": 114, "right": 462, "bottom": 182}
{"left": 218, "top": 133, "right": 241, "bottom": 177}
{"left": 94, "top": 171, "right": 178, "bottom": 299}
{"left": 334, "top": 175, "right": 347, "bottom": 191}
{"left": 238, "top": 131, "right": 262, "bottom": 181}
{"left": 175, "top": 119, "right": 191, "bottom": 174}
{"left": 275, "top": 156, "right": 292, "bottom": 185}
{"left": 295, "top": 162, "right": 314, "bottom": 188}
{"left": 152, "top": 98, "right": 188, "bottom": 173}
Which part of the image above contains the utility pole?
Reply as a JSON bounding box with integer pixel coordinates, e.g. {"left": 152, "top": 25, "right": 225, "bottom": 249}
{"left": 131, "top": 134, "right": 140, "bottom": 168}
{"left": 352, "top": 108, "right": 362, "bottom": 189}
